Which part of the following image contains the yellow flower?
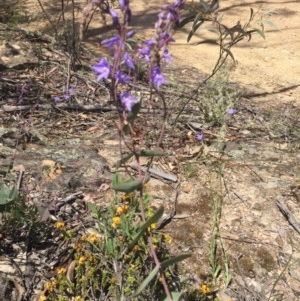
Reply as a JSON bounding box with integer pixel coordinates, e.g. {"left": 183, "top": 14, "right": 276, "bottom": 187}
{"left": 121, "top": 193, "right": 134, "bottom": 202}
{"left": 118, "top": 235, "right": 125, "bottom": 242}
{"left": 164, "top": 233, "right": 173, "bottom": 244}
{"left": 54, "top": 221, "right": 65, "bottom": 229}
{"left": 148, "top": 223, "right": 156, "bottom": 232}
{"left": 86, "top": 254, "right": 94, "bottom": 262}
{"left": 112, "top": 216, "right": 121, "bottom": 229}
{"left": 199, "top": 283, "right": 211, "bottom": 294}
{"left": 78, "top": 256, "right": 85, "bottom": 264}
{"left": 45, "top": 279, "right": 57, "bottom": 292}
{"left": 86, "top": 233, "right": 100, "bottom": 243}
{"left": 116, "top": 204, "right": 129, "bottom": 215}
{"left": 57, "top": 267, "right": 66, "bottom": 275}
{"left": 38, "top": 295, "right": 47, "bottom": 301}
{"left": 74, "top": 296, "right": 84, "bottom": 301}
{"left": 132, "top": 245, "right": 139, "bottom": 252}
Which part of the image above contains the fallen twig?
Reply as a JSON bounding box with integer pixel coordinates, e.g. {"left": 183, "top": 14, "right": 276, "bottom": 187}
{"left": 276, "top": 199, "right": 300, "bottom": 235}
{"left": 56, "top": 191, "right": 83, "bottom": 209}
{"left": 130, "top": 163, "right": 177, "bottom": 182}
{"left": 2, "top": 103, "right": 162, "bottom": 114}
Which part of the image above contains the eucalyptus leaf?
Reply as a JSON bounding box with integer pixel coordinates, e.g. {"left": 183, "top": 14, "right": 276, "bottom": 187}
{"left": 253, "top": 28, "right": 265, "bottom": 39}
{"left": 112, "top": 179, "right": 143, "bottom": 193}
{"left": 187, "top": 20, "right": 204, "bottom": 42}
{"left": 161, "top": 254, "right": 191, "bottom": 269}
{"left": 179, "top": 14, "right": 198, "bottom": 28}
{"left": 138, "top": 149, "right": 167, "bottom": 157}
{"left": 261, "top": 19, "right": 277, "bottom": 28}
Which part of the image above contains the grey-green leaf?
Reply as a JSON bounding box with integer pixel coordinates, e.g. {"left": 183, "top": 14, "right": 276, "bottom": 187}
{"left": 161, "top": 254, "right": 191, "bottom": 269}
{"left": 138, "top": 149, "right": 167, "bottom": 157}
{"left": 112, "top": 179, "right": 143, "bottom": 193}
{"left": 0, "top": 183, "right": 13, "bottom": 205}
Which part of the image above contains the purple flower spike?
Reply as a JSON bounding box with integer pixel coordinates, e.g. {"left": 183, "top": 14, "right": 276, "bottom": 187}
{"left": 120, "top": 91, "right": 138, "bottom": 111}
{"left": 162, "top": 48, "right": 172, "bottom": 63}
{"left": 196, "top": 133, "right": 204, "bottom": 140}
{"left": 92, "top": 58, "right": 110, "bottom": 81}
{"left": 123, "top": 52, "right": 135, "bottom": 70}
{"left": 151, "top": 66, "right": 167, "bottom": 89}
{"left": 126, "top": 30, "right": 135, "bottom": 38}
{"left": 116, "top": 70, "right": 131, "bottom": 84}
{"left": 119, "top": 0, "right": 128, "bottom": 10}
{"left": 226, "top": 108, "right": 237, "bottom": 115}
{"left": 109, "top": 8, "right": 120, "bottom": 26}
{"left": 101, "top": 35, "right": 120, "bottom": 50}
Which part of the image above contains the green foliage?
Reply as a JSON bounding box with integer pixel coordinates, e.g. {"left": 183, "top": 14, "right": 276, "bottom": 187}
{"left": 0, "top": 182, "right": 18, "bottom": 207}
{"left": 200, "top": 67, "right": 240, "bottom": 125}
{"left": 44, "top": 186, "right": 185, "bottom": 301}
{"left": 180, "top": 2, "right": 268, "bottom": 80}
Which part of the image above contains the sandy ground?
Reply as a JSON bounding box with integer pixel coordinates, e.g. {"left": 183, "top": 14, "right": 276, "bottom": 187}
{"left": 127, "top": 0, "right": 300, "bottom": 104}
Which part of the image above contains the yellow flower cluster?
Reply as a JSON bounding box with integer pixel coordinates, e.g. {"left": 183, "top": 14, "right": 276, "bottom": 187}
{"left": 54, "top": 221, "right": 65, "bottom": 229}
{"left": 164, "top": 233, "right": 173, "bottom": 244}
{"left": 78, "top": 256, "right": 85, "bottom": 264}
{"left": 85, "top": 233, "right": 102, "bottom": 243}
{"left": 112, "top": 216, "right": 121, "bottom": 229}
{"left": 45, "top": 279, "right": 58, "bottom": 292}
{"left": 147, "top": 223, "right": 156, "bottom": 232}
{"left": 199, "top": 283, "right": 211, "bottom": 294}
{"left": 121, "top": 192, "right": 134, "bottom": 202}
{"left": 74, "top": 296, "right": 84, "bottom": 301}
{"left": 57, "top": 267, "right": 66, "bottom": 275}
{"left": 116, "top": 204, "right": 129, "bottom": 215}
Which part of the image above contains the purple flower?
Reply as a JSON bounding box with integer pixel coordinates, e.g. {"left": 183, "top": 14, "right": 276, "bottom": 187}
{"left": 159, "top": 31, "right": 175, "bottom": 46}
{"left": 109, "top": 8, "right": 120, "bottom": 27}
{"left": 146, "top": 39, "right": 156, "bottom": 47}
{"left": 119, "top": 0, "right": 128, "bottom": 10}
{"left": 151, "top": 66, "right": 167, "bottom": 89}
{"left": 196, "top": 133, "right": 204, "bottom": 140}
{"left": 226, "top": 108, "right": 237, "bottom": 115}
{"left": 123, "top": 52, "right": 135, "bottom": 70}
{"left": 162, "top": 48, "right": 172, "bottom": 63}
{"left": 126, "top": 30, "right": 135, "bottom": 38}
{"left": 120, "top": 92, "right": 138, "bottom": 111}
{"left": 67, "top": 88, "right": 74, "bottom": 94}
{"left": 116, "top": 70, "right": 131, "bottom": 84}
{"left": 101, "top": 35, "right": 120, "bottom": 50}
{"left": 139, "top": 45, "right": 151, "bottom": 62}
{"left": 92, "top": 58, "right": 110, "bottom": 81}
{"left": 53, "top": 96, "right": 61, "bottom": 102}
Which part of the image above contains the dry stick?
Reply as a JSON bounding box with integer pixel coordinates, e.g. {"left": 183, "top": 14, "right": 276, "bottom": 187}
{"left": 36, "top": 0, "right": 58, "bottom": 38}
{"left": 276, "top": 199, "right": 300, "bottom": 235}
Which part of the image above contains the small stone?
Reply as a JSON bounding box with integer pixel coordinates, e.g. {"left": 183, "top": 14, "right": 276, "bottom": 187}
{"left": 182, "top": 183, "right": 193, "bottom": 193}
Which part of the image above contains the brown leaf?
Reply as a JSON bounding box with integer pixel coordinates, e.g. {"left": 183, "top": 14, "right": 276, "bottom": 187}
{"left": 66, "top": 260, "right": 76, "bottom": 283}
